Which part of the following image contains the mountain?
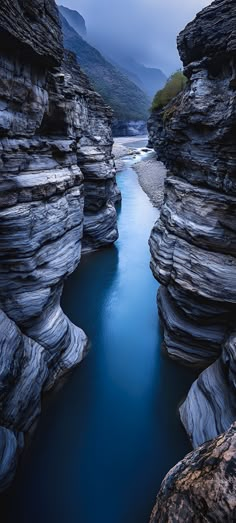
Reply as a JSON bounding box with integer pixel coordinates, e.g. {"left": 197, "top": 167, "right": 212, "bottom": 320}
{"left": 58, "top": 5, "right": 166, "bottom": 100}
{"left": 105, "top": 53, "right": 167, "bottom": 99}
{"left": 59, "top": 8, "right": 150, "bottom": 125}
{"left": 58, "top": 4, "right": 87, "bottom": 38}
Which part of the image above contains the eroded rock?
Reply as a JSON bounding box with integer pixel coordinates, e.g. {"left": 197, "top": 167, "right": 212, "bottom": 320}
{"left": 148, "top": 0, "right": 236, "bottom": 445}
{"left": 0, "top": 0, "right": 119, "bottom": 490}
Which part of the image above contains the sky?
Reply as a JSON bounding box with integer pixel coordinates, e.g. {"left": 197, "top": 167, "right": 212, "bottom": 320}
{"left": 58, "top": 0, "right": 212, "bottom": 74}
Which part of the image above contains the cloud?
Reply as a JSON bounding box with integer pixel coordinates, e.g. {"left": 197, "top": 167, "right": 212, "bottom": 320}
{"left": 58, "top": 0, "right": 211, "bottom": 74}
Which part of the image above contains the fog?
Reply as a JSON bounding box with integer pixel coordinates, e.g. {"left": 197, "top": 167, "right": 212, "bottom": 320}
{"left": 58, "top": 0, "right": 211, "bottom": 74}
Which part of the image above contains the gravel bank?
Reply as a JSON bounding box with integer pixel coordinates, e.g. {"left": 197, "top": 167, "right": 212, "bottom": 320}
{"left": 113, "top": 136, "right": 166, "bottom": 208}
{"left": 113, "top": 136, "right": 148, "bottom": 171}
{"left": 133, "top": 158, "right": 166, "bottom": 208}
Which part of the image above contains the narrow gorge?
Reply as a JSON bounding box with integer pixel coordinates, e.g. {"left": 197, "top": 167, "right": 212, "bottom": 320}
{"left": 0, "top": 0, "right": 235, "bottom": 521}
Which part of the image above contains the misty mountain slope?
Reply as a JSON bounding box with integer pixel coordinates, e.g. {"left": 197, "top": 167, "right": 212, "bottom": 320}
{"left": 59, "top": 4, "right": 166, "bottom": 99}
{"left": 135, "top": 64, "right": 167, "bottom": 98}
{"left": 58, "top": 4, "right": 87, "bottom": 38}
{"left": 59, "top": 12, "right": 150, "bottom": 122}
{"left": 106, "top": 53, "right": 167, "bottom": 98}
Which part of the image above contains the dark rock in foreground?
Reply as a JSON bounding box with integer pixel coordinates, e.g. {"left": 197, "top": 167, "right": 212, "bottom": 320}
{"left": 150, "top": 423, "right": 236, "bottom": 523}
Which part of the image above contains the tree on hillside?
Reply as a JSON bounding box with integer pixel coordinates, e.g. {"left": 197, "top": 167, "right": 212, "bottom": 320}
{"left": 151, "top": 71, "right": 187, "bottom": 111}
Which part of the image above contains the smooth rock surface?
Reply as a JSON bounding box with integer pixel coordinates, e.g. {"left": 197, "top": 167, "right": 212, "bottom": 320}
{"left": 180, "top": 336, "right": 236, "bottom": 448}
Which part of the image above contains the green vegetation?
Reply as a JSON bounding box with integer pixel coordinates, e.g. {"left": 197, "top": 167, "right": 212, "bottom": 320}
{"left": 151, "top": 71, "right": 187, "bottom": 111}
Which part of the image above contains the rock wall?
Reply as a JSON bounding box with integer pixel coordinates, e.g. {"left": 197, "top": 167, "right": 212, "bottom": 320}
{"left": 0, "top": 0, "right": 119, "bottom": 490}
{"left": 59, "top": 50, "right": 120, "bottom": 252}
{"left": 149, "top": 0, "right": 236, "bottom": 446}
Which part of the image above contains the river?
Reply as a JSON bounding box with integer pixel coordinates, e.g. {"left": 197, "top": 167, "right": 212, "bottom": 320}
{"left": 1, "top": 146, "right": 197, "bottom": 523}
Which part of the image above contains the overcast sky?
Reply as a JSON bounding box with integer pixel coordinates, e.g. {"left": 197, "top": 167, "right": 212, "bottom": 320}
{"left": 58, "top": 0, "right": 212, "bottom": 74}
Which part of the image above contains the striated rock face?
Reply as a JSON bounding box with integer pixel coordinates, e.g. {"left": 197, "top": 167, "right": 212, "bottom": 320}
{"left": 149, "top": 0, "right": 236, "bottom": 447}
{"left": 0, "top": 0, "right": 119, "bottom": 490}
{"left": 59, "top": 50, "right": 120, "bottom": 252}
{"left": 180, "top": 335, "right": 236, "bottom": 448}
{"left": 150, "top": 423, "right": 236, "bottom": 523}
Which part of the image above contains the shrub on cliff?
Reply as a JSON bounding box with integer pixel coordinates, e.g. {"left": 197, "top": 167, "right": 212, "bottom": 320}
{"left": 151, "top": 71, "right": 187, "bottom": 111}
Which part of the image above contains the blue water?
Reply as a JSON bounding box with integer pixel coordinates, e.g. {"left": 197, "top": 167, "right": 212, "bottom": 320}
{"left": 1, "top": 156, "right": 197, "bottom": 523}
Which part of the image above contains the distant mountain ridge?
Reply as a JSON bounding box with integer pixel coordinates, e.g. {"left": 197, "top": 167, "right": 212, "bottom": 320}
{"left": 59, "top": 9, "right": 150, "bottom": 124}
{"left": 103, "top": 52, "right": 167, "bottom": 99}
{"left": 58, "top": 4, "right": 166, "bottom": 100}
{"left": 58, "top": 5, "right": 87, "bottom": 38}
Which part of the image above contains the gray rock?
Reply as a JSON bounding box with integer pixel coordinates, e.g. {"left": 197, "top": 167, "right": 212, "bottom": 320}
{"left": 0, "top": 428, "right": 20, "bottom": 493}
{"left": 148, "top": 0, "right": 236, "bottom": 448}
{"left": 0, "top": 0, "right": 62, "bottom": 66}
{"left": 180, "top": 335, "right": 236, "bottom": 448}
{"left": 0, "top": 0, "right": 119, "bottom": 490}
{"left": 83, "top": 203, "right": 118, "bottom": 253}
{"left": 62, "top": 50, "right": 120, "bottom": 251}
{"left": 158, "top": 287, "right": 224, "bottom": 366}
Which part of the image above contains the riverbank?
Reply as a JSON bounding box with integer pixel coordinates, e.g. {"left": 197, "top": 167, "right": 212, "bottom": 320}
{"left": 113, "top": 136, "right": 148, "bottom": 170}
{"left": 113, "top": 136, "right": 166, "bottom": 208}
{"left": 134, "top": 158, "right": 166, "bottom": 209}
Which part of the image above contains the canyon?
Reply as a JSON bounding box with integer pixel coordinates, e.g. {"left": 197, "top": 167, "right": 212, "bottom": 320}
{"left": 0, "top": 0, "right": 235, "bottom": 520}
{"left": 0, "top": 0, "right": 119, "bottom": 491}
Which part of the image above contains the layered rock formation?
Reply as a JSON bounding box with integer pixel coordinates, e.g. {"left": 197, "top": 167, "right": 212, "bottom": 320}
{"left": 61, "top": 50, "right": 120, "bottom": 252}
{"left": 0, "top": 0, "right": 119, "bottom": 491}
{"left": 150, "top": 422, "right": 236, "bottom": 522}
{"left": 149, "top": 0, "right": 236, "bottom": 446}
